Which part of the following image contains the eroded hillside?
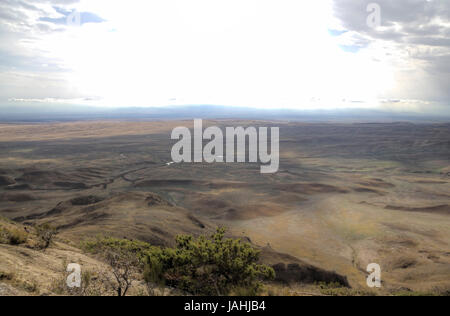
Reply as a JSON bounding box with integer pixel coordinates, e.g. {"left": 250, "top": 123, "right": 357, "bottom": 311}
{"left": 0, "top": 121, "right": 449, "bottom": 294}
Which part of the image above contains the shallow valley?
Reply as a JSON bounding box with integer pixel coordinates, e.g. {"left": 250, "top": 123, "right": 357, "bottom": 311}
{"left": 0, "top": 120, "right": 449, "bottom": 293}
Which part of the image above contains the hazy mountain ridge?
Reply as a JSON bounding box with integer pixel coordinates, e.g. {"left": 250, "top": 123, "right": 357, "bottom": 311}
{"left": 0, "top": 105, "right": 448, "bottom": 123}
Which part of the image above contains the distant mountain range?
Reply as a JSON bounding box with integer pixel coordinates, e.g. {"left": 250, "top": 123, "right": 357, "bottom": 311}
{"left": 0, "top": 104, "right": 448, "bottom": 122}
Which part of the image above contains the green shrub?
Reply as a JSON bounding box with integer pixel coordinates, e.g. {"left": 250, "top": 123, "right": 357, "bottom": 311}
{"left": 144, "top": 228, "right": 275, "bottom": 296}
{"left": 144, "top": 255, "right": 166, "bottom": 295}
{"left": 82, "top": 237, "right": 155, "bottom": 264}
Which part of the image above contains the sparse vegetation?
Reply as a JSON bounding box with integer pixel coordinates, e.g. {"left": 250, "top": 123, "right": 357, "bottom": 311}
{"left": 0, "top": 217, "right": 28, "bottom": 246}
{"left": 0, "top": 271, "right": 15, "bottom": 281}
{"left": 50, "top": 265, "right": 104, "bottom": 296}
{"left": 0, "top": 214, "right": 448, "bottom": 296}
{"left": 19, "top": 280, "right": 40, "bottom": 294}
{"left": 35, "top": 223, "right": 57, "bottom": 250}
{"left": 391, "top": 289, "right": 441, "bottom": 297}
{"left": 7, "top": 228, "right": 28, "bottom": 245}
{"left": 316, "top": 282, "right": 377, "bottom": 296}
{"left": 0, "top": 268, "right": 39, "bottom": 295}
{"left": 82, "top": 228, "right": 275, "bottom": 296}
{"left": 0, "top": 227, "right": 28, "bottom": 245}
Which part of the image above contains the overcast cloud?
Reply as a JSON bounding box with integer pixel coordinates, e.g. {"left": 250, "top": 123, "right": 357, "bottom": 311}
{"left": 331, "top": 0, "right": 450, "bottom": 112}
{"left": 0, "top": 0, "right": 449, "bottom": 115}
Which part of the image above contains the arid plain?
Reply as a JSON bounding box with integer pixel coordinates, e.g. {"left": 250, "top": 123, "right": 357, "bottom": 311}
{"left": 0, "top": 120, "right": 449, "bottom": 294}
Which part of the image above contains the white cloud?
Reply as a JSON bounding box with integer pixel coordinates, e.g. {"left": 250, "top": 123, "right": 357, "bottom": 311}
{"left": 0, "top": 0, "right": 449, "bottom": 115}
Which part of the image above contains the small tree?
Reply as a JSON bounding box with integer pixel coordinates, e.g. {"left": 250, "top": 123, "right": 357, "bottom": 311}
{"left": 35, "top": 223, "right": 57, "bottom": 249}
{"left": 82, "top": 237, "right": 154, "bottom": 296}
{"left": 103, "top": 248, "right": 140, "bottom": 296}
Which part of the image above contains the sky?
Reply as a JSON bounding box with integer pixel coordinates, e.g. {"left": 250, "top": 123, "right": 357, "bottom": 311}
{"left": 0, "top": 0, "right": 449, "bottom": 115}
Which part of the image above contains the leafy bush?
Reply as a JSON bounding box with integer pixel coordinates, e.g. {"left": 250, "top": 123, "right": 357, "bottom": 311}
{"left": 144, "top": 228, "right": 275, "bottom": 296}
